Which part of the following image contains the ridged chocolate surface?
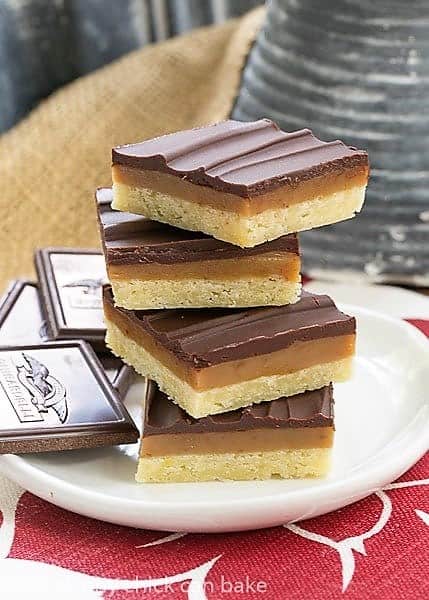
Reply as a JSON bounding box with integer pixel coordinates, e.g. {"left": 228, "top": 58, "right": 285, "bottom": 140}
{"left": 96, "top": 188, "right": 299, "bottom": 264}
{"left": 103, "top": 286, "right": 355, "bottom": 368}
{"left": 143, "top": 380, "right": 334, "bottom": 436}
{"left": 112, "top": 119, "right": 368, "bottom": 198}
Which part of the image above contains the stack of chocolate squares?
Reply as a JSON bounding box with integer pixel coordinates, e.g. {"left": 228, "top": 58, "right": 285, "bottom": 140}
{"left": 0, "top": 251, "right": 139, "bottom": 454}
{"left": 99, "top": 119, "right": 369, "bottom": 483}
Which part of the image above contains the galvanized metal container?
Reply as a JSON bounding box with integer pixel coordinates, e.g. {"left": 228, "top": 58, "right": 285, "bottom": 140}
{"left": 233, "top": 0, "right": 429, "bottom": 284}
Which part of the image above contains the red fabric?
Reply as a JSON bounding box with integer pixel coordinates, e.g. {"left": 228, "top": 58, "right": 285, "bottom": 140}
{"left": 406, "top": 319, "right": 429, "bottom": 337}
{"left": 1, "top": 321, "right": 428, "bottom": 599}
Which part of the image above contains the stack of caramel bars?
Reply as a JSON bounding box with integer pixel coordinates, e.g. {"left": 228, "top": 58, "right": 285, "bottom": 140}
{"left": 98, "top": 119, "right": 369, "bottom": 483}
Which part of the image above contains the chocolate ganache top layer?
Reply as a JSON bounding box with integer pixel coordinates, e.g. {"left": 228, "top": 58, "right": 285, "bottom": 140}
{"left": 143, "top": 380, "right": 334, "bottom": 436}
{"left": 103, "top": 286, "right": 355, "bottom": 368}
{"left": 112, "top": 119, "right": 368, "bottom": 198}
{"left": 96, "top": 188, "right": 299, "bottom": 264}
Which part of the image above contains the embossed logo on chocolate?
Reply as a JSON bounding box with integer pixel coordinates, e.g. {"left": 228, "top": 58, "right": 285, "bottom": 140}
{"left": 49, "top": 252, "right": 107, "bottom": 328}
{"left": 0, "top": 353, "right": 68, "bottom": 424}
{"left": 62, "top": 278, "right": 104, "bottom": 310}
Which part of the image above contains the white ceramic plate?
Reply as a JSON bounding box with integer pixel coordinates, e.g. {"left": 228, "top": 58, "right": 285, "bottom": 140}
{"left": 0, "top": 302, "right": 428, "bottom": 533}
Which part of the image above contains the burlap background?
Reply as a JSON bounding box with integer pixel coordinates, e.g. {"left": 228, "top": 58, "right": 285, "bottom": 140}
{"left": 0, "top": 7, "right": 264, "bottom": 291}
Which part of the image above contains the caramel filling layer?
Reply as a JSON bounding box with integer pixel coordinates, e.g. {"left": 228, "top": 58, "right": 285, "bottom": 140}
{"left": 141, "top": 427, "right": 334, "bottom": 456}
{"left": 108, "top": 253, "right": 300, "bottom": 281}
{"left": 104, "top": 298, "right": 355, "bottom": 391}
{"left": 112, "top": 164, "right": 369, "bottom": 216}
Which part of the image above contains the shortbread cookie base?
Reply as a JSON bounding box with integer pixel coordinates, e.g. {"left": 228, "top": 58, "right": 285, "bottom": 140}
{"left": 105, "top": 319, "right": 353, "bottom": 418}
{"left": 112, "top": 182, "right": 366, "bottom": 247}
{"left": 136, "top": 448, "right": 332, "bottom": 482}
{"left": 110, "top": 278, "right": 301, "bottom": 309}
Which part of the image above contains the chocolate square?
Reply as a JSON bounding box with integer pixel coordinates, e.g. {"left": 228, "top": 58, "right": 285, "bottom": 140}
{"left": 0, "top": 279, "right": 135, "bottom": 398}
{"left": 0, "top": 280, "right": 48, "bottom": 345}
{"left": 0, "top": 341, "right": 138, "bottom": 454}
{"left": 99, "top": 355, "right": 135, "bottom": 400}
{"left": 35, "top": 248, "right": 107, "bottom": 350}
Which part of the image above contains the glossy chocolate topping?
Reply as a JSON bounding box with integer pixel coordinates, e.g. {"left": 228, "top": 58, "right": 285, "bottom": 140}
{"left": 112, "top": 119, "right": 368, "bottom": 197}
{"left": 96, "top": 188, "right": 299, "bottom": 264}
{"left": 143, "top": 380, "right": 333, "bottom": 436}
{"left": 103, "top": 286, "right": 355, "bottom": 368}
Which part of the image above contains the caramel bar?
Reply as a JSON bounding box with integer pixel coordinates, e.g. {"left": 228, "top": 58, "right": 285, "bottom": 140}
{"left": 138, "top": 381, "right": 334, "bottom": 482}
{"left": 96, "top": 188, "right": 301, "bottom": 308}
{"left": 112, "top": 119, "right": 369, "bottom": 248}
{"left": 0, "top": 341, "right": 138, "bottom": 454}
{"left": 104, "top": 285, "right": 355, "bottom": 418}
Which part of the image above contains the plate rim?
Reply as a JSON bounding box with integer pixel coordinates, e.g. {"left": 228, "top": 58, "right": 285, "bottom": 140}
{"left": 0, "top": 304, "right": 428, "bottom": 528}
